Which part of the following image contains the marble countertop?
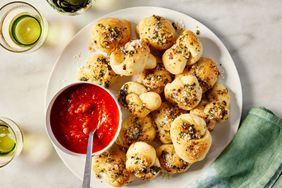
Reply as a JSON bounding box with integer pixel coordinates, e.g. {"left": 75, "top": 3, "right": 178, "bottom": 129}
{"left": 1, "top": 0, "right": 281, "bottom": 187}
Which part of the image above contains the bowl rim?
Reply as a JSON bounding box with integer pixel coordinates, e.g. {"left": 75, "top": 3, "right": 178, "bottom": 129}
{"left": 45, "top": 81, "right": 122, "bottom": 157}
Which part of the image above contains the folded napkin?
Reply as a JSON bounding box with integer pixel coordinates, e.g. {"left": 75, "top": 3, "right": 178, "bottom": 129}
{"left": 193, "top": 107, "right": 282, "bottom": 188}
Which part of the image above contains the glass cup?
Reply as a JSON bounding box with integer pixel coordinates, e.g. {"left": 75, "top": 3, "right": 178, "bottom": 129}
{"left": 0, "top": 1, "right": 48, "bottom": 53}
{"left": 0, "top": 117, "right": 23, "bottom": 168}
{"left": 46, "top": 0, "right": 93, "bottom": 15}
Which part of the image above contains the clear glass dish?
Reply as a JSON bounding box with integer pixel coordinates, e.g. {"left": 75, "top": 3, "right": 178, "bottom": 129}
{"left": 46, "top": 0, "right": 93, "bottom": 16}
{"left": 0, "top": 1, "right": 48, "bottom": 53}
{"left": 0, "top": 117, "right": 23, "bottom": 168}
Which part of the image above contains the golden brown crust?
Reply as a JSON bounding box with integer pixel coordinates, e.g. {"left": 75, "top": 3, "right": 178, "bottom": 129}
{"left": 152, "top": 102, "right": 186, "bottom": 143}
{"left": 164, "top": 75, "right": 202, "bottom": 110}
{"left": 77, "top": 54, "right": 118, "bottom": 88}
{"left": 116, "top": 115, "right": 156, "bottom": 148}
{"left": 119, "top": 82, "right": 162, "bottom": 118}
{"left": 170, "top": 114, "right": 212, "bottom": 163}
{"left": 138, "top": 62, "right": 172, "bottom": 94}
{"left": 92, "top": 146, "right": 130, "bottom": 187}
{"left": 163, "top": 30, "right": 203, "bottom": 74}
{"left": 92, "top": 18, "right": 131, "bottom": 54}
{"left": 156, "top": 144, "right": 191, "bottom": 174}
{"left": 137, "top": 15, "right": 176, "bottom": 51}
{"left": 110, "top": 40, "right": 157, "bottom": 76}
{"left": 190, "top": 82, "right": 230, "bottom": 131}
{"left": 204, "top": 83, "right": 230, "bottom": 122}
{"left": 178, "top": 57, "right": 219, "bottom": 93}
{"left": 190, "top": 99, "right": 217, "bottom": 131}
{"left": 182, "top": 133, "right": 211, "bottom": 162}
{"left": 126, "top": 142, "right": 161, "bottom": 180}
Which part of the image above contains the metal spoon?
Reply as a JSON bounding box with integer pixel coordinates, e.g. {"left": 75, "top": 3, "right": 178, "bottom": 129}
{"left": 82, "top": 127, "right": 98, "bottom": 188}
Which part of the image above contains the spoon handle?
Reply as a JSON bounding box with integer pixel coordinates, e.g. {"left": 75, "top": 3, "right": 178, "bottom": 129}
{"left": 82, "top": 130, "right": 95, "bottom": 188}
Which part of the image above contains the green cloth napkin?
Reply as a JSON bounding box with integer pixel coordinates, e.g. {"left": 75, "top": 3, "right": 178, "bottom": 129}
{"left": 193, "top": 107, "right": 282, "bottom": 188}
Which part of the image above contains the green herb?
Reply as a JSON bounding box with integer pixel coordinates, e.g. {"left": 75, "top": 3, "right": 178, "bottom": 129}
{"left": 79, "top": 77, "right": 88, "bottom": 81}
{"left": 172, "top": 22, "right": 178, "bottom": 30}
{"left": 152, "top": 15, "right": 161, "bottom": 21}
{"left": 104, "top": 81, "right": 110, "bottom": 88}
{"left": 150, "top": 166, "right": 161, "bottom": 175}
{"left": 119, "top": 84, "right": 129, "bottom": 106}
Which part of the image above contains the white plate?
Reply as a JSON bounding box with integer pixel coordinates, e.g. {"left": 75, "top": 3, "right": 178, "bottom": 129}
{"left": 46, "top": 7, "right": 242, "bottom": 188}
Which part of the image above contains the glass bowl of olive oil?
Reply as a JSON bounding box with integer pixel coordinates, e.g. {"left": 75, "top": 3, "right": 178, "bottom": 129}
{"left": 0, "top": 1, "right": 48, "bottom": 53}
{"left": 0, "top": 117, "right": 23, "bottom": 168}
{"left": 46, "top": 0, "right": 93, "bottom": 15}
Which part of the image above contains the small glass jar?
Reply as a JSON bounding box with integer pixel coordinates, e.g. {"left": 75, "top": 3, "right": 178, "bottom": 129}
{"left": 46, "top": 0, "right": 93, "bottom": 16}
{"left": 0, "top": 117, "right": 23, "bottom": 168}
{"left": 0, "top": 1, "right": 48, "bottom": 53}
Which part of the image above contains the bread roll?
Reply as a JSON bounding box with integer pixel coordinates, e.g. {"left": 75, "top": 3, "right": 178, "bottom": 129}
{"left": 204, "top": 83, "right": 230, "bottom": 122}
{"left": 136, "top": 15, "right": 176, "bottom": 51}
{"left": 126, "top": 142, "right": 161, "bottom": 180}
{"left": 138, "top": 62, "right": 172, "bottom": 94}
{"left": 156, "top": 144, "right": 191, "bottom": 174}
{"left": 163, "top": 30, "right": 203, "bottom": 74}
{"left": 116, "top": 115, "right": 156, "bottom": 148}
{"left": 91, "top": 18, "right": 131, "bottom": 54}
{"left": 110, "top": 40, "right": 157, "bottom": 76}
{"left": 164, "top": 75, "right": 202, "bottom": 110}
{"left": 170, "top": 114, "right": 212, "bottom": 163}
{"left": 119, "top": 82, "right": 162, "bottom": 118}
{"left": 190, "top": 98, "right": 217, "bottom": 131}
{"left": 77, "top": 54, "right": 118, "bottom": 88}
{"left": 177, "top": 57, "right": 219, "bottom": 93}
{"left": 190, "top": 82, "right": 230, "bottom": 131}
{"left": 152, "top": 102, "right": 185, "bottom": 143}
{"left": 92, "top": 146, "right": 130, "bottom": 187}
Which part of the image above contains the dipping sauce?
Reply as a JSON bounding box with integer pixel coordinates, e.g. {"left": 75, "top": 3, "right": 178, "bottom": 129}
{"left": 50, "top": 83, "right": 120, "bottom": 154}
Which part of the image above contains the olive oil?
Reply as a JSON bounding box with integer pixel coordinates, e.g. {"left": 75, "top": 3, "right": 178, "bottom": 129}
{"left": 47, "top": 0, "right": 92, "bottom": 14}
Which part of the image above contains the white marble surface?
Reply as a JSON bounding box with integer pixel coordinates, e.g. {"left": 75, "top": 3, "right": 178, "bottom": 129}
{"left": 0, "top": 0, "right": 281, "bottom": 187}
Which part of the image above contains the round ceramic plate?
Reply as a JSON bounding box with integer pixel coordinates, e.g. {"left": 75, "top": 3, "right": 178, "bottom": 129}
{"left": 46, "top": 7, "right": 242, "bottom": 188}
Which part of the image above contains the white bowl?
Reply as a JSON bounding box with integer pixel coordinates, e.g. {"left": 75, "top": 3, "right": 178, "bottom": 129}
{"left": 45, "top": 82, "right": 122, "bottom": 157}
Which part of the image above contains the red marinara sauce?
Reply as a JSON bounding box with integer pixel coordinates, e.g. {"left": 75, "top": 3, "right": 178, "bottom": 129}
{"left": 50, "top": 83, "right": 120, "bottom": 154}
